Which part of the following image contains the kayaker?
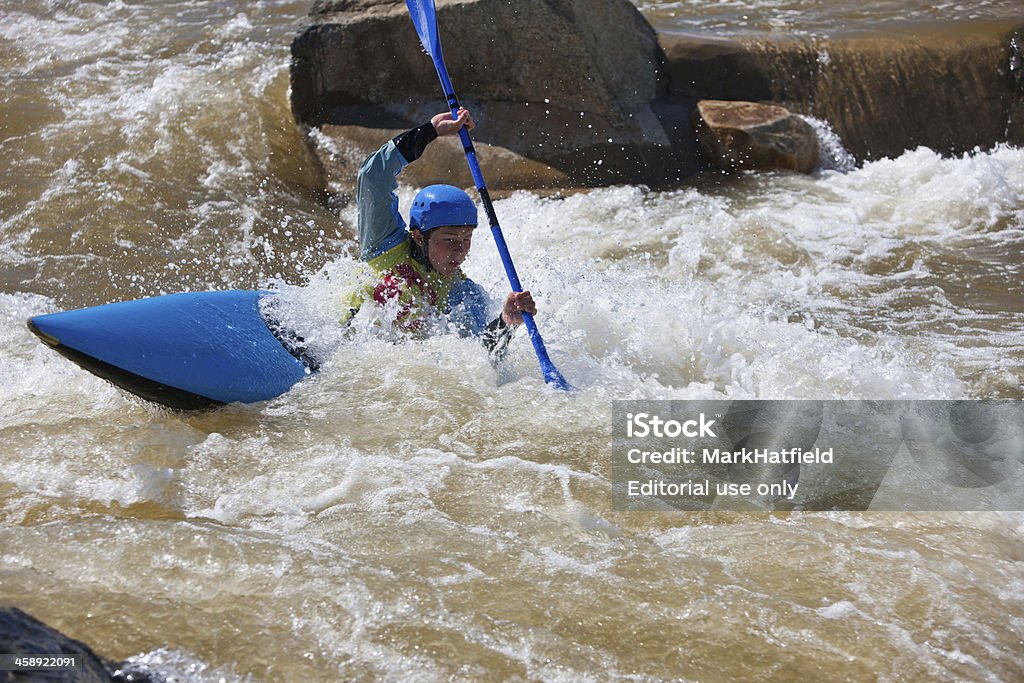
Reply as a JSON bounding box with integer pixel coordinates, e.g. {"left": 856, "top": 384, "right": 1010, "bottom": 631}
{"left": 345, "top": 107, "right": 535, "bottom": 355}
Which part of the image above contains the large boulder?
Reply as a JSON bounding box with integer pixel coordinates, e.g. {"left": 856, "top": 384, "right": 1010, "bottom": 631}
{"left": 693, "top": 100, "right": 819, "bottom": 174}
{"left": 290, "top": 0, "right": 689, "bottom": 190}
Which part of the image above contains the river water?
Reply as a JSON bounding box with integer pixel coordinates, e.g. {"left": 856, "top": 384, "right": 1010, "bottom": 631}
{"left": 1, "top": 1, "right": 1022, "bottom": 681}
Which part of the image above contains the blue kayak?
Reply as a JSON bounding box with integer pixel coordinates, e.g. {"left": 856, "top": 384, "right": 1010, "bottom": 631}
{"left": 28, "top": 290, "right": 311, "bottom": 410}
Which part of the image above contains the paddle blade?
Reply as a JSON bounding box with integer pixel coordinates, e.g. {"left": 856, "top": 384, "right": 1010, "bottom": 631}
{"left": 406, "top": 0, "right": 442, "bottom": 59}
{"left": 544, "top": 364, "right": 574, "bottom": 392}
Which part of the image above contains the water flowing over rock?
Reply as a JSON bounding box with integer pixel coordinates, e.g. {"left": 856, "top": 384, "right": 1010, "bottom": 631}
{"left": 1011, "top": 27, "right": 1024, "bottom": 90}
{"left": 693, "top": 100, "right": 819, "bottom": 173}
{"left": 291, "top": 0, "right": 681, "bottom": 190}
{"left": 661, "top": 21, "right": 1024, "bottom": 163}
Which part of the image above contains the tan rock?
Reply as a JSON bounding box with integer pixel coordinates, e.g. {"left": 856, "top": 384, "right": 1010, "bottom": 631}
{"left": 314, "top": 124, "right": 570, "bottom": 191}
{"left": 693, "top": 100, "right": 819, "bottom": 174}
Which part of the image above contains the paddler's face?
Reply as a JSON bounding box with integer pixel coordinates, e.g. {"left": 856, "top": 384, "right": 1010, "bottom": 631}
{"left": 418, "top": 226, "right": 474, "bottom": 278}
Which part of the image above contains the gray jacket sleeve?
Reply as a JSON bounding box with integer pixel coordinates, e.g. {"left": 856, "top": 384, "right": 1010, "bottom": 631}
{"left": 356, "top": 140, "right": 409, "bottom": 262}
{"left": 355, "top": 122, "right": 439, "bottom": 262}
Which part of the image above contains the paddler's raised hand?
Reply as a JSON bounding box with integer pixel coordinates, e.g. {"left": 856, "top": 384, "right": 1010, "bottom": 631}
{"left": 502, "top": 290, "right": 536, "bottom": 327}
{"left": 432, "top": 107, "right": 475, "bottom": 137}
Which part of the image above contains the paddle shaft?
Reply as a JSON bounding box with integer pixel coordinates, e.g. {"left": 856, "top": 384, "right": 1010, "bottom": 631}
{"left": 420, "top": 14, "right": 570, "bottom": 389}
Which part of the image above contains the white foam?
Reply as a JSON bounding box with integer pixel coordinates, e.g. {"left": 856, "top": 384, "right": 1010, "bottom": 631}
{"left": 119, "top": 646, "right": 254, "bottom": 683}
{"left": 817, "top": 599, "right": 861, "bottom": 619}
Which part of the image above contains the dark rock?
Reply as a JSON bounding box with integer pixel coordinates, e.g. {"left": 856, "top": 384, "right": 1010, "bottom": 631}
{"left": 658, "top": 33, "right": 771, "bottom": 102}
{"left": 693, "top": 100, "right": 819, "bottom": 174}
{"left": 1, "top": 606, "right": 113, "bottom": 682}
{"left": 0, "top": 606, "right": 160, "bottom": 683}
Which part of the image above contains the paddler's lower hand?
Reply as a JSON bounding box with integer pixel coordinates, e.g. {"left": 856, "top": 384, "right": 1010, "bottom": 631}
{"left": 432, "top": 107, "right": 475, "bottom": 137}
{"left": 502, "top": 291, "right": 536, "bottom": 327}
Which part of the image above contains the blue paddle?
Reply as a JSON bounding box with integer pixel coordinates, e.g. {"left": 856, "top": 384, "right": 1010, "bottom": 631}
{"left": 406, "top": 0, "right": 572, "bottom": 391}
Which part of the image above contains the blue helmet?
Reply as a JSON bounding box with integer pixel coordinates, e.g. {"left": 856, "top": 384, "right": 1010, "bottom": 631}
{"left": 409, "top": 185, "right": 478, "bottom": 233}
